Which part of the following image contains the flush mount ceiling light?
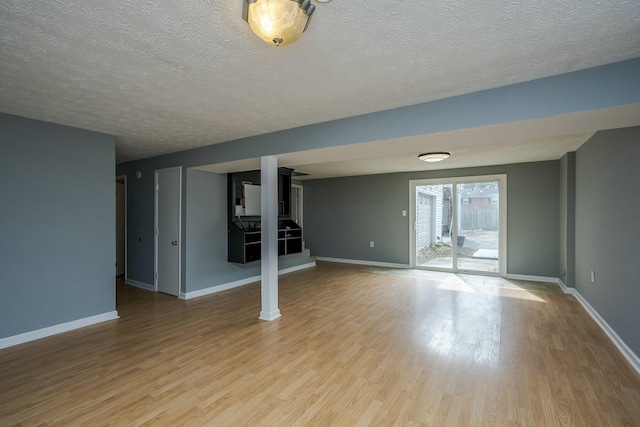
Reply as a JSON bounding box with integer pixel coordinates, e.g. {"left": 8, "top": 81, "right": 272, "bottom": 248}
{"left": 243, "top": 0, "right": 317, "bottom": 47}
{"left": 418, "top": 152, "right": 451, "bottom": 162}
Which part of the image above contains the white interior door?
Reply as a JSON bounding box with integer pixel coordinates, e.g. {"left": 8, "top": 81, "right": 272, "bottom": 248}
{"left": 155, "top": 167, "right": 181, "bottom": 296}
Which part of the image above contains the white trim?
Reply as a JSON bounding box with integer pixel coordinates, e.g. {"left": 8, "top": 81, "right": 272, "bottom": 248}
{"left": 279, "top": 261, "right": 316, "bottom": 275}
{"left": 500, "top": 178, "right": 508, "bottom": 275}
{"left": 505, "top": 273, "right": 561, "bottom": 284}
{"left": 180, "top": 275, "right": 260, "bottom": 300}
{"left": 558, "top": 279, "right": 575, "bottom": 295}
{"left": 506, "top": 273, "right": 576, "bottom": 295}
{"left": 154, "top": 166, "right": 182, "bottom": 296}
{"left": 125, "top": 279, "right": 155, "bottom": 292}
{"left": 292, "top": 183, "right": 304, "bottom": 230}
{"left": 0, "top": 311, "right": 119, "bottom": 349}
{"left": 179, "top": 261, "right": 317, "bottom": 300}
{"left": 573, "top": 290, "right": 640, "bottom": 376}
{"left": 409, "top": 183, "right": 415, "bottom": 266}
{"left": 315, "top": 256, "right": 410, "bottom": 269}
{"left": 259, "top": 309, "right": 282, "bottom": 321}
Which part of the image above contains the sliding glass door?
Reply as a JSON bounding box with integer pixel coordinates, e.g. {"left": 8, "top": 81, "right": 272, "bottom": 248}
{"left": 410, "top": 175, "right": 506, "bottom": 275}
{"left": 455, "top": 181, "right": 500, "bottom": 273}
{"left": 415, "top": 183, "right": 453, "bottom": 269}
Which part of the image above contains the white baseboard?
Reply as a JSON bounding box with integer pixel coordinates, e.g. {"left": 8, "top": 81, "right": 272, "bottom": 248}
{"left": 557, "top": 279, "right": 575, "bottom": 295}
{"left": 179, "top": 261, "right": 317, "bottom": 300}
{"left": 278, "top": 261, "right": 316, "bottom": 275}
{"left": 125, "top": 278, "right": 155, "bottom": 292}
{"left": 573, "top": 290, "right": 640, "bottom": 376}
{"left": 506, "top": 274, "right": 578, "bottom": 295}
{"left": 0, "top": 311, "right": 119, "bottom": 350}
{"left": 315, "top": 257, "right": 410, "bottom": 269}
{"left": 180, "top": 275, "right": 260, "bottom": 300}
{"left": 259, "top": 309, "right": 282, "bottom": 321}
{"left": 505, "top": 273, "right": 561, "bottom": 284}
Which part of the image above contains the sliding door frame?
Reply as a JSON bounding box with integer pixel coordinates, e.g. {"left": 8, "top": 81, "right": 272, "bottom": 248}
{"left": 409, "top": 174, "right": 507, "bottom": 276}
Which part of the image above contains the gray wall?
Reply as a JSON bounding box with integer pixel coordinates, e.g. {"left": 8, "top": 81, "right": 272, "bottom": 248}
{"left": 185, "top": 169, "right": 266, "bottom": 291}
{"left": 0, "top": 113, "right": 116, "bottom": 338}
{"left": 303, "top": 161, "right": 560, "bottom": 277}
{"left": 559, "top": 152, "right": 576, "bottom": 287}
{"left": 117, "top": 59, "right": 640, "bottom": 285}
{"left": 575, "top": 127, "right": 640, "bottom": 356}
{"left": 125, "top": 167, "right": 313, "bottom": 293}
{"left": 186, "top": 169, "right": 228, "bottom": 291}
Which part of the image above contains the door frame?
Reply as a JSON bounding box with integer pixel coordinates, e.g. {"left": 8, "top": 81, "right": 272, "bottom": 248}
{"left": 116, "top": 174, "right": 127, "bottom": 279}
{"left": 292, "top": 184, "right": 304, "bottom": 245}
{"left": 154, "top": 166, "right": 182, "bottom": 294}
{"left": 416, "top": 187, "right": 437, "bottom": 249}
{"left": 409, "top": 174, "right": 507, "bottom": 275}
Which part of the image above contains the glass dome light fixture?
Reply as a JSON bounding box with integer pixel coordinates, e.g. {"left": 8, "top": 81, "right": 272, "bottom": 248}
{"left": 418, "top": 152, "right": 451, "bottom": 162}
{"left": 243, "top": 0, "right": 316, "bottom": 47}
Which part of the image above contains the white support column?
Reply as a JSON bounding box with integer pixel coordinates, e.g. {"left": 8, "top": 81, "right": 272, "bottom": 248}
{"left": 259, "top": 155, "right": 281, "bottom": 321}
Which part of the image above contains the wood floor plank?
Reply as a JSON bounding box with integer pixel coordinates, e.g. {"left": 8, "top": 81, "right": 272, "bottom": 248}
{"left": 1, "top": 261, "right": 639, "bottom": 426}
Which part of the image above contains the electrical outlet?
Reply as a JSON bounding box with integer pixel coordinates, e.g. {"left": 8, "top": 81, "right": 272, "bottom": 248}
{"left": 370, "top": 241, "right": 375, "bottom": 248}
{"left": 402, "top": 209, "right": 407, "bottom": 217}
{"left": 590, "top": 270, "right": 595, "bottom": 283}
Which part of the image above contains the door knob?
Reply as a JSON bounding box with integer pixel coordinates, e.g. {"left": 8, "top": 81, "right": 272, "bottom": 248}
{"left": 171, "top": 240, "right": 178, "bottom": 246}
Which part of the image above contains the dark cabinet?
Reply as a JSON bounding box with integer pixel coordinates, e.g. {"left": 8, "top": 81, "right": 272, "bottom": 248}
{"left": 227, "top": 168, "right": 302, "bottom": 263}
{"left": 228, "top": 225, "right": 261, "bottom": 264}
{"left": 278, "top": 221, "right": 302, "bottom": 255}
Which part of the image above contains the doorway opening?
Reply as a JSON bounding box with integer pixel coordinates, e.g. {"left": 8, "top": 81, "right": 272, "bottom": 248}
{"left": 410, "top": 175, "right": 506, "bottom": 275}
{"left": 291, "top": 184, "right": 303, "bottom": 249}
{"left": 116, "top": 175, "right": 126, "bottom": 278}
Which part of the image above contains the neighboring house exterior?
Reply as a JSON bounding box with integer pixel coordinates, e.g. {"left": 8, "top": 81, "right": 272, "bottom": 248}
{"left": 416, "top": 185, "right": 444, "bottom": 249}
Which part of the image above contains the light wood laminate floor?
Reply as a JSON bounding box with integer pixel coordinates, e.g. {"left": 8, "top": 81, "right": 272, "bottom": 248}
{"left": 1, "top": 262, "right": 639, "bottom": 426}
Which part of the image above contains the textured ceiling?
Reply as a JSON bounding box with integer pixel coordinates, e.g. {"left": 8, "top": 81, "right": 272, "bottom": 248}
{"left": 1, "top": 0, "right": 640, "bottom": 166}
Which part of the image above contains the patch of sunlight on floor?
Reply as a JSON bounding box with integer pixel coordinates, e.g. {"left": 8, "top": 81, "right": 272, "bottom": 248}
{"left": 363, "top": 267, "right": 554, "bottom": 302}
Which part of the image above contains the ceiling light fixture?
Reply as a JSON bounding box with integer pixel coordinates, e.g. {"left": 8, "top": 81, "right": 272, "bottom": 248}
{"left": 243, "top": 0, "right": 316, "bottom": 47}
{"left": 418, "top": 152, "right": 451, "bottom": 162}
